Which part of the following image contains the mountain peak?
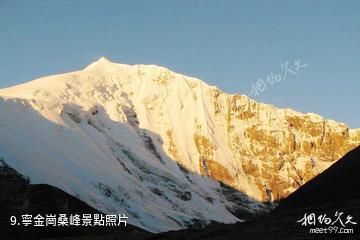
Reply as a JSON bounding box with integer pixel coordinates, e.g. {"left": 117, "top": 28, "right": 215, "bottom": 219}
{"left": 97, "top": 56, "right": 111, "bottom": 63}
{"left": 84, "top": 56, "right": 117, "bottom": 71}
{"left": 1, "top": 58, "right": 360, "bottom": 232}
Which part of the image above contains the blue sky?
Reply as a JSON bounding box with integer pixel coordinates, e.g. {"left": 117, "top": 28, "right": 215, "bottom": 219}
{"left": 0, "top": 0, "right": 359, "bottom": 127}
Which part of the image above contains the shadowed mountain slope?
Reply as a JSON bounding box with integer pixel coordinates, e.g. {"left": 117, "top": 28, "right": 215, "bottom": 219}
{"left": 276, "top": 145, "right": 360, "bottom": 210}
{"left": 0, "top": 159, "right": 153, "bottom": 239}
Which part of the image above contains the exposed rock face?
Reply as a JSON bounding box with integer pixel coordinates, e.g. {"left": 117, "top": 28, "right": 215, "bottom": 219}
{"left": 193, "top": 84, "right": 360, "bottom": 202}
{"left": 223, "top": 95, "right": 360, "bottom": 201}
{"left": 0, "top": 57, "right": 359, "bottom": 231}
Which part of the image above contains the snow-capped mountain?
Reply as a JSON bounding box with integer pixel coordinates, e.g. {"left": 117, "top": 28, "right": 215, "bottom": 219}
{"left": 0, "top": 57, "right": 359, "bottom": 232}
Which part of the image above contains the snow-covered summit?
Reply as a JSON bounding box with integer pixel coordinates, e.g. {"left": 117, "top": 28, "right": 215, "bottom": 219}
{"left": 84, "top": 57, "right": 122, "bottom": 71}
{"left": 0, "top": 58, "right": 359, "bottom": 232}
